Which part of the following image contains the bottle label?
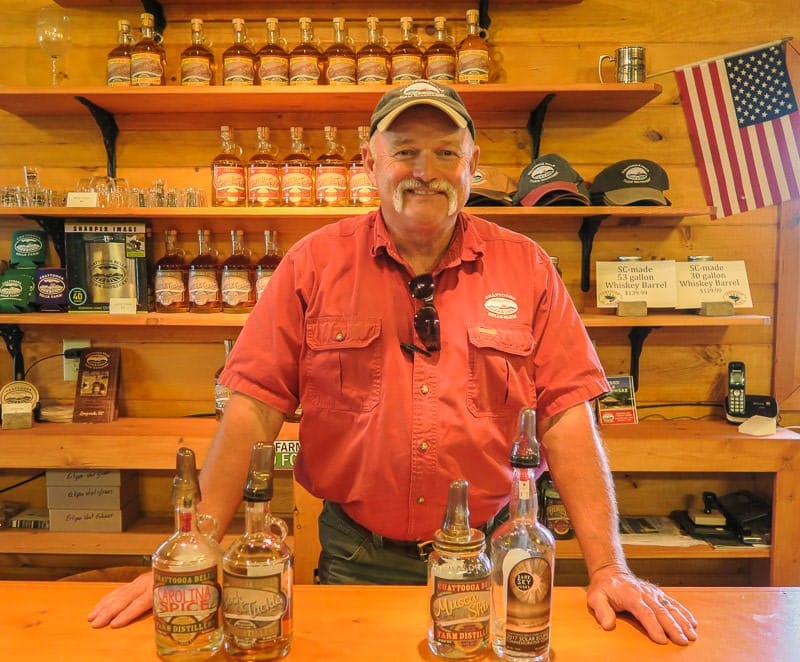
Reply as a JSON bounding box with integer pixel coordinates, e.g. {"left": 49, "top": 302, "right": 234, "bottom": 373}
{"left": 155, "top": 269, "right": 187, "bottom": 307}
{"left": 153, "top": 567, "right": 221, "bottom": 645}
{"left": 349, "top": 166, "right": 379, "bottom": 206}
{"left": 281, "top": 166, "right": 314, "bottom": 205}
{"left": 215, "top": 379, "right": 232, "bottom": 417}
{"left": 131, "top": 52, "right": 164, "bottom": 85}
{"left": 223, "top": 56, "right": 255, "bottom": 85}
{"left": 289, "top": 55, "right": 320, "bottom": 84}
{"left": 457, "top": 49, "right": 490, "bottom": 84}
{"left": 326, "top": 56, "right": 356, "bottom": 85}
{"left": 430, "top": 576, "right": 490, "bottom": 655}
{"left": 315, "top": 164, "right": 348, "bottom": 205}
{"left": 255, "top": 270, "right": 275, "bottom": 300}
{"left": 213, "top": 166, "right": 246, "bottom": 206}
{"left": 503, "top": 556, "right": 552, "bottom": 656}
{"left": 221, "top": 269, "right": 254, "bottom": 306}
{"left": 181, "top": 56, "right": 213, "bottom": 85}
{"left": 222, "top": 567, "right": 287, "bottom": 645}
{"left": 357, "top": 56, "right": 389, "bottom": 84}
{"left": 107, "top": 57, "right": 131, "bottom": 86}
{"left": 391, "top": 54, "right": 423, "bottom": 82}
{"left": 426, "top": 55, "right": 456, "bottom": 81}
{"left": 248, "top": 165, "right": 281, "bottom": 205}
{"left": 258, "top": 56, "right": 289, "bottom": 84}
{"left": 188, "top": 269, "right": 220, "bottom": 305}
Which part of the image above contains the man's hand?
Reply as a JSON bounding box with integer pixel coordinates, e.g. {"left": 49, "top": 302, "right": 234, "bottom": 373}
{"left": 87, "top": 570, "right": 154, "bottom": 628}
{"left": 586, "top": 564, "right": 698, "bottom": 646}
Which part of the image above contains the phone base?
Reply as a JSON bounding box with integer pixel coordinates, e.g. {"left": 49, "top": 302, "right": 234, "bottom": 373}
{"left": 725, "top": 395, "right": 779, "bottom": 424}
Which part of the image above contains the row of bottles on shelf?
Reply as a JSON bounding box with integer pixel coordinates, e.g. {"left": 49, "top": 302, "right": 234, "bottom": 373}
{"left": 107, "top": 11, "right": 490, "bottom": 87}
{"left": 211, "top": 124, "right": 379, "bottom": 208}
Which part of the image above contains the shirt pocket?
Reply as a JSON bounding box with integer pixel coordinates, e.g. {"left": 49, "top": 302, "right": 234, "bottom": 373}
{"left": 304, "top": 316, "right": 383, "bottom": 412}
{"left": 466, "top": 324, "right": 536, "bottom": 417}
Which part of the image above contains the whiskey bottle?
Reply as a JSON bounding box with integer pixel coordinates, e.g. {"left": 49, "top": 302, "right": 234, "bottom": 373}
{"left": 356, "top": 16, "right": 390, "bottom": 85}
{"left": 349, "top": 125, "right": 379, "bottom": 206}
{"left": 131, "top": 12, "right": 166, "bottom": 86}
{"left": 188, "top": 229, "right": 221, "bottom": 312}
{"left": 424, "top": 16, "right": 456, "bottom": 83}
{"left": 391, "top": 17, "right": 423, "bottom": 83}
{"left": 154, "top": 229, "right": 188, "bottom": 313}
{"left": 257, "top": 18, "right": 289, "bottom": 86}
{"left": 248, "top": 126, "right": 281, "bottom": 207}
{"left": 212, "top": 125, "right": 246, "bottom": 207}
{"left": 322, "top": 17, "right": 356, "bottom": 86}
{"left": 221, "top": 229, "right": 255, "bottom": 313}
{"left": 214, "top": 339, "right": 234, "bottom": 419}
{"left": 153, "top": 447, "right": 223, "bottom": 659}
{"left": 289, "top": 17, "right": 321, "bottom": 85}
{"left": 457, "top": 9, "right": 490, "bottom": 85}
{"left": 255, "top": 230, "right": 282, "bottom": 301}
{"left": 222, "top": 441, "right": 293, "bottom": 659}
{"left": 223, "top": 18, "right": 256, "bottom": 86}
{"left": 281, "top": 126, "right": 314, "bottom": 207}
{"left": 106, "top": 19, "right": 133, "bottom": 87}
{"left": 315, "top": 125, "right": 348, "bottom": 207}
{"left": 181, "top": 18, "right": 216, "bottom": 86}
{"left": 490, "top": 408, "right": 555, "bottom": 661}
{"left": 428, "top": 479, "right": 491, "bottom": 659}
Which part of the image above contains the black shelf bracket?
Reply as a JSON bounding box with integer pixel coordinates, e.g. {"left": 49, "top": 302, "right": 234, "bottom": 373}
{"left": 628, "top": 326, "right": 655, "bottom": 391}
{"left": 478, "top": 0, "right": 491, "bottom": 33}
{"left": 578, "top": 215, "right": 606, "bottom": 292}
{"left": 0, "top": 324, "right": 25, "bottom": 381}
{"left": 142, "top": 0, "right": 167, "bottom": 34}
{"left": 76, "top": 96, "right": 119, "bottom": 179}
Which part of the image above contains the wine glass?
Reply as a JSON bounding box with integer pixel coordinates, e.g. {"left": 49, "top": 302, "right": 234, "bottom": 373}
{"left": 36, "top": 7, "right": 72, "bottom": 86}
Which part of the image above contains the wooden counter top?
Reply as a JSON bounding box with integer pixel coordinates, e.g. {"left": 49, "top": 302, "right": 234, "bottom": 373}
{"left": 4, "top": 582, "right": 799, "bottom": 660}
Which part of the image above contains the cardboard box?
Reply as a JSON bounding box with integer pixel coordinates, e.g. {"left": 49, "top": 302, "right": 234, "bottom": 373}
{"left": 46, "top": 477, "right": 138, "bottom": 510}
{"left": 48, "top": 499, "right": 139, "bottom": 533}
{"left": 46, "top": 469, "right": 135, "bottom": 487}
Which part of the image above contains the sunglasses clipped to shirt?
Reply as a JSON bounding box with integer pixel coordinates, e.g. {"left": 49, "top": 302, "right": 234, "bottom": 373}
{"left": 402, "top": 273, "right": 441, "bottom": 357}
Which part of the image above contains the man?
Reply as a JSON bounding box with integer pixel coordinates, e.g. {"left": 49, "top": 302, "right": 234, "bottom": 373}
{"left": 89, "top": 80, "right": 697, "bottom": 646}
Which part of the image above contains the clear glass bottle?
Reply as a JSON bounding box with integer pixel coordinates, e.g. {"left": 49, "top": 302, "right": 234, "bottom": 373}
{"left": 106, "top": 19, "right": 133, "bottom": 87}
{"left": 131, "top": 12, "right": 166, "bottom": 86}
{"left": 315, "top": 126, "right": 348, "bottom": 207}
{"left": 181, "top": 18, "right": 216, "bottom": 86}
{"left": 428, "top": 479, "right": 491, "bottom": 659}
{"left": 153, "top": 447, "right": 223, "bottom": 660}
{"left": 212, "top": 125, "right": 246, "bottom": 207}
{"left": 425, "top": 16, "right": 456, "bottom": 83}
{"left": 391, "top": 17, "right": 423, "bottom": 83}
{"left": 356, "top": 16, "right": 390, "bottom": 85}
{"left": 154, "top": 229, "right": 188, "bottom": 313}
{"left": 323, "top": 17, "right": 356, "bottom": 86}
{"left": 490, "top": 408, "right": 555, "bottom": 662}
{"left": 214, "top": 339, "right": 234, "bottom": 419}
{"left": 257, "top": 18, "right": 289, "bottom": 86}
{"left": 222, "top": 442, "right": 293, "bottom": 660}
{"left": 281, "top": 126, "right": 314, "bottom": 207}
{"left": 188, "top": 229, "right": 221, "bottom": 312}
{"left": 255, "top": 230, "right": 282, "bottom": 301}
{"left": 289, "top": 17, "right": 321, "bottom": 85}
{"left": 223, "top": 18, "right": 256, "bottom": 86}
{"left": 349, "top": 125, "right": 379, "bottom": 206}
{"left": 457, "top": 9, "right": 490, "bottom": 85}
{"left": 248, "top": 126, "right": 281, "bottom": 207}
{"left": 221, "top": 229, "right": 255, "bottom": 313}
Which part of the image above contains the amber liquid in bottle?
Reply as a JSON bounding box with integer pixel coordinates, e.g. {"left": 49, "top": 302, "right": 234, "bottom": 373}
{"left": 281, "top": 126, "right": 314, "bottom": 206}
{"left": 457, "top": 9, "right": 490, "bottom": 84}
{"left": 221, "top": 229, "right": 255, "bottom": 313}
{"left": 289, "top": 17, "right": 321, "bottom": 85}
{"left": 106, "top": 19, "right": 133, "bottom": 86}
{"left": 257, "top": 18, "right": 289, "bottom": 86}
{"left": 154, "top": 229, "right": 188, "bottom": 313}
{"left": 223, "top": 17, "right": 256, "bottom": 85}
{"left": 255, "top": 230, "right": 282, "bottom": 301}
{"left": 188, "top": 229, "right": 221, "bottom": 312}
{"left": 315, "top": 126, "right": 348, "bottom": 207}
{"left": 349, "top": 125, "right": 379, "bottom": 206}
{"left": 424, "top": 16, "right": 456, "bottom": 83}
{"left": 181, "top": 18, "right": 216, "bottom": 85}
{"left": 131, "top": 12, "right": 166, "bottom": 86}
{"left": 357, "top": 16, "right": 390, "bottom": 85}
{"left": 391, "top": 17, "right": 423, "bottom": 83}
{"left": 323, "top": 17, "right": 356, "bottom": 86}
{"left": 248, "top": 126, "right": 281, "bottom": 207}
{"left": 212, "top": 125, "right": 246, "bottom": 207}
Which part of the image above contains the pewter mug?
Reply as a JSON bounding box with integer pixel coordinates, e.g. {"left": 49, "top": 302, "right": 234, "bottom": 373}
{"left": 598, "top": 46, "right": 646, "bottom": 83}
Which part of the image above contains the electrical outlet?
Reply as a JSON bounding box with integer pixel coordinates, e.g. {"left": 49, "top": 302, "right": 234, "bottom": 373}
{"left": 63, "top": 339, "right": 90, "bottom": 381}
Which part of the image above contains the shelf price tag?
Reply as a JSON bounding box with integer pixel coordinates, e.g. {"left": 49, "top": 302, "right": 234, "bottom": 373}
{"left": 596, "top": 260, "right": 677, "bottom": 308}
{"left": 675, "top": 260, "right": 752, "bottom": 309}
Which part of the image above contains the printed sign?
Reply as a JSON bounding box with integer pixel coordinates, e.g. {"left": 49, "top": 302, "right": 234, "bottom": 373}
{"left": 596, "top": 261, "right": 677, "bottom": 308}
{"left": 675, "top": 260, "right": 752, "bottom": 309}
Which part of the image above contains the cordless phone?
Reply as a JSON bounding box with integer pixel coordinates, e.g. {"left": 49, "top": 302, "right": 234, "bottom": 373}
{"left": 726, "top": 361, "right": 746, "bottom": 420}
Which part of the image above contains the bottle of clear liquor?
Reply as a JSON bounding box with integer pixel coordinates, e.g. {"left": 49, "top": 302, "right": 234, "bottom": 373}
{"left": 221, "top": 229, "right": 255, "bottom": 313}
{"left": 212, "top": 125, "right": 246, "bottom": 207}
{"left": 391, "top": 17, "right": 423, "bottom": 83}
{"left": 315, "top": 125, "right": 348, "bottom": 206}
{"left": 349, "top": 125, "right": 379, "bottom": 206}
{"left": 154, "top": 229, "right": 188, "bottom": 313}
{"left": 457, "top": 9, "right": 490, "bottom": 85}
{"left": 424, "top": 16, "right": 456, "bottom": 83}
{"left": 248, "top": 126, "right": 281, "bottom": 207}
{"left": 255, "top": 230, "right": 283, "bottom": 301}
{"left": 222, "top": 442, "right": 293, "bottom": 660}
{"left": 289, "top": 17, "right": 321, "bottom": 85}
{"left": 322, "top": 17, "right": 356, "bottom": 86}
{"left": 490, "top": 408, "right": 555, "bottom": 661}
{"left": 153, "top": 447, "right": 223, "bottom": 660}
{"left": 131, "top": 12, "right": 166, "bottom": 86}
{"left": 281, "top": 126, "right": 314, "bottom": 206}
{"left": 188, "top": 229, "right": 221, "bottom": 312}
{"left": 181, "top": 18, "right": 216, "bottom": 86}
{"left": 257, "top": 18, "right": 289, "bottom": 86}
{"left": 214, "top": 339, "right": 234, "bottom": 419}
{"left": 106, "top": 19, "right": 133, "bottom": 87}
{"left": 356, "top": 16, "right": 390, "bottom": 85}
{"left": 223, "top": 18, "right": 256, "bottom": 85}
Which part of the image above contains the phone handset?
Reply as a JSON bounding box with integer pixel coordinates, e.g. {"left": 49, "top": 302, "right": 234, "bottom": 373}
{"left": 725, "top": 361, "right": 746, "bottom": 421}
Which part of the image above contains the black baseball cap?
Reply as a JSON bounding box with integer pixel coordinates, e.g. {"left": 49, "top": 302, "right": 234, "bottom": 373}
{"left": 590, "top": 159, "right": 670, "bottom": 206}
{"left": 513, "top": 154, "right": 590, "bottom": 206}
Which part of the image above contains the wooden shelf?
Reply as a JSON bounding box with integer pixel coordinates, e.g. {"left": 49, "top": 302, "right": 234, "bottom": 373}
{"left": 555, "top": 536, "right": 770, "bottom": 560}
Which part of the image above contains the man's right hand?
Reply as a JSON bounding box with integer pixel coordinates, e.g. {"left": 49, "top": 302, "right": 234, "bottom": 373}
{"left": 87, "top": 569, "right": 154, "bottom": 628}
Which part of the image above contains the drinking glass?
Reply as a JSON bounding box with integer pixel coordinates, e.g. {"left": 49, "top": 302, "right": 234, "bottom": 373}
{"left": 36, "top": 8, "right": 72, "bottom": 86}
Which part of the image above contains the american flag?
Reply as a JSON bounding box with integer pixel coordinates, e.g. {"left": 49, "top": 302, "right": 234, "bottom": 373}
{"left": 675, "top": 41, "right": 800, "bottom": 219}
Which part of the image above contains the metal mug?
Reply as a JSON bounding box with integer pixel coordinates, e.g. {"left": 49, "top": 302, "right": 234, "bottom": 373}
{"left": 598, "top": 46, "right": 646, "bottom": 83}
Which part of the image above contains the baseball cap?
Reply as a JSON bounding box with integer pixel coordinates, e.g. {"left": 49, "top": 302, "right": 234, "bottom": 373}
{"left": 589, "top": 159, "right": 670, "bottom": 206}
{"left": 467, "top": 166, "right": 517, "bottom": 206}
{"left": 513, "top": 154, "right": 590, "bottom": 206}
{"left": 370, "top": 80, "right": 476, "bottom": 138}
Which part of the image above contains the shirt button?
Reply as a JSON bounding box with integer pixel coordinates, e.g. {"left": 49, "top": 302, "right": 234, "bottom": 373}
{"left": 335, "top": 331, "right": 345, "bottom": 341}
{"left": 419, "top": 441, "right": 429, "bottom": 452}
{"left": 416, "top": 496, "right": 425, "bottom": 504}
{"left": 420, "top": 384, "right": 429, "bottom": 395}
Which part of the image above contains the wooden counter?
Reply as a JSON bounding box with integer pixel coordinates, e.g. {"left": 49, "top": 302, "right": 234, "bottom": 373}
{"left": 4, "top": 582, "right": 798, "bottom": 661}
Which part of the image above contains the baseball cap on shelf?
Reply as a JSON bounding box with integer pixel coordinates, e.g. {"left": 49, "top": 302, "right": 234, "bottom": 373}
{"left": 370, "top": 80, "right": 476, "bottom": 138}
{"left": 513, "top": 154, "right": 590, "bottom": 206}
{"left": 589, "top": 159, "right": 671, "bottom": 206}
{"left": 467, "top": 166, "right": 517, "bottom": 206}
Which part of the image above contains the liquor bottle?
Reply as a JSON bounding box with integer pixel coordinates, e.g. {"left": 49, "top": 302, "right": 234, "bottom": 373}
{"left": 222, "top": 441, "right": 293, "bottom": 659}
{"left": 322, "top": 17, "right": 356, "bottom": 86}
{"left": 153, "top": 447, "right": 223, "bottom": 659}
{"left": 281, "top": 126, "right": 314, "bottom": 206}
{"left": 315, "top": 125, "right": 348, "bottom": 207}
{"left": 214, "top": 339, "right": 234, "bottom": 419}
{"left": 427, "top": 479, "right": 491, "bottom": 659}
{"left": 154, "top": 229, "right": 188, "bottom": 313}
{"left": 223, "top": 18, "right": 256, "bottom": 86}
{"left": 490, "top": 408, "right": 555, "bottom": 662}
{"left": 391, "top": 17, "right": 423, "bottom": 83}
{"left": 248, "top": 126, "right": 281, "bottom": 207}
{"left": 188, "top": 229, "right": 221, "bottom": 312}
{"left": 257, "top": 18, "right": 289, "bottom": 86}
{"left": 221, "top": 229, "right": 256, "bottom": 313}
{"left": 212, "top": 125, "right": 246, "bottom": 207}
{"left": 181, "top": 18, "right": 216, "bottom": 86}
{"left": 130, "top": 12, "right": 166, "bottom": 86}
{"left": 255, "top": 230, "right": 282, "bottom": 301}
{"left": 424, "top": 16, "right": 456, "bottom": 83}
{"left": 457, "top": 9, "right": 490, "bottom": 85}
{"left": 539, "top": 471, "right": 573, "bottom": 539}
{"left": 106, "top": 19, "right": 133, "bottom": 87}
{"left": 356, "top": 16, "right": 390, "bottom": 85}
{"left": 289, "top": 17, "right": 321, "bottom": 85}
{"left": 349, "top": 125, "right": 379, "bottom": 206}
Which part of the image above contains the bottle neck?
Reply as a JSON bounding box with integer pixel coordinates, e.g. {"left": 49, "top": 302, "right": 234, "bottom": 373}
{"left": 175, "top": 497, "right": 198, "bottom": 534}
{"left": 300, "top": 28, "right": 314, "bottom": 45}
{"left": 119, "top": 29, "right": 130, "bottom": 45}
{"left": 191, "top": 29, "right": 203, "bottom": 45}
{"left": 141, "top": 25, "right": 154, "bottom": 40}
{"left": 509, "top": 466, "right": 538, "bottom": 521}
{"left": 244, "top": 500, "right": 271, "bottom": 535}
{"left": 234, "top": 29, "right": 246, "bottom": 45}
{"left": 197, "top": 234, "right": 211, "bottom": 255}
{"left": 266, "top": 28, "right": 281, "bottom": 45}
{"left": 467, "top": 21, "right": 480, "bottom": 37}
{"left": 230, "top": 235, "right": 246, "bottom": 255}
